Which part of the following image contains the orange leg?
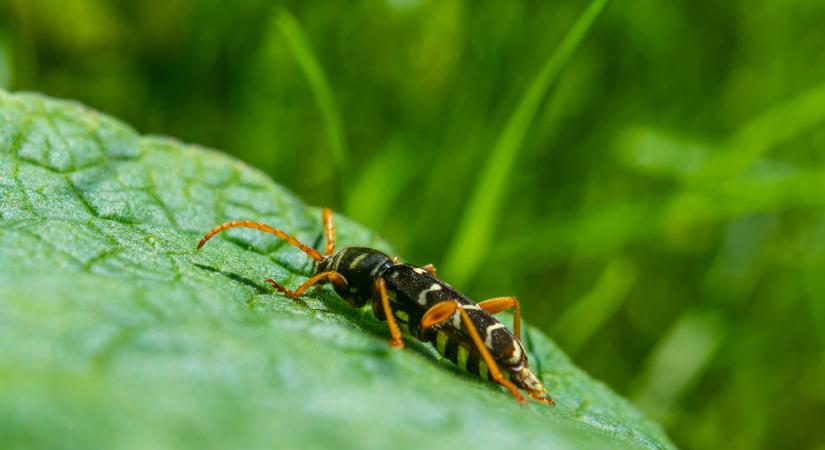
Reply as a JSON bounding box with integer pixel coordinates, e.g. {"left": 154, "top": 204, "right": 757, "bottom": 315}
{"left": 265, "top": 271, "right": 348, "bottom": 299}
{"left": 529, "top": 390, "right": 555, "bottom": 405}
{"left": 374, "top": 278, "right": 404, "bottom": 349}
{"left": 392, "top": 256, "right": 401, "bottom": 264}
{"left": 421, "top": 301, "right": 527, "bottom": 404}
{"left": 420, "top": 300, "right": 459, "bottom": 330}
{"left": 197, "top": 220, "right": 323, "bottom": 261}
{"left": 322, "top": 208, "right": 335, "bottom": 256}
{"left": 477, "top": 297, "right": 521, "bottom": 342}
{"left": 421, "top": 263, "right": 437, "bottom": 276}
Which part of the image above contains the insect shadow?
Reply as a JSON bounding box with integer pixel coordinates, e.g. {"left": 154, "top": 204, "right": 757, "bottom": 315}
{"left": 196, "top": 260, "right": 449, "bottom": 360}
{"left": 194, "top": 263, "right": 272, "bottom": 296}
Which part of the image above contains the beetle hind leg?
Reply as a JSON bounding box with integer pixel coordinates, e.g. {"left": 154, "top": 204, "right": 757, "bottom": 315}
{"left": 477, "top": 296, "right": 522, "bottom": 342}
{"left": 420, "top": 301, "right": 527, "bottom": 404}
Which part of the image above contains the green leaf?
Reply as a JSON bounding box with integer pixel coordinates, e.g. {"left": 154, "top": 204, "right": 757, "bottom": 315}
{"left": 0, "top": 91, "right": 675, "bottom": 450}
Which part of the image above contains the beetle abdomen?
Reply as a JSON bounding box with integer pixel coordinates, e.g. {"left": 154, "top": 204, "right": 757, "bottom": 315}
{"left": 382, "top": 264, "right": 528, "bottom": 371}
{"left": 430, "top": 329, "right": 501, "bottom": 380}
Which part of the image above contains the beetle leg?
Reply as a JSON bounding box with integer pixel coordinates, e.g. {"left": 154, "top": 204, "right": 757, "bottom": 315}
{"left": 421, "top": 263, "right": 437, "bottom": 276}
{"left": 265, "top": 271, "right": 348, "bottom": 299}
{"left": 528, "top": 390, "right": 555, "bottom": 405}
{"left": 322, "top": 208, "right": 335, "bottom": 256}
{"left": 374, "top": 278, "right": 404, "bottom": 349}
{"left": 477, "top": 296, "right": 521, "bottom": 342}
{"left": 420, "top": 301, "right": 526, "bottom": 404}
{"left": 420, "top": 300, "right": 459, "bottom": 330}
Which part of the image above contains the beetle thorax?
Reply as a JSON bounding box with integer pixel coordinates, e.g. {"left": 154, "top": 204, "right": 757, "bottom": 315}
{"left": 315, "top": 247, "right": 392, "bottom": 306}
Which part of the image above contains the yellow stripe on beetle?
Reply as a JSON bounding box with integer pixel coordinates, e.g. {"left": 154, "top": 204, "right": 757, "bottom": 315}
{"left": 457, "top": 346, "right": 469, "bottom": 370}
{"left": 436, "top": 331, "right": 449, "bottom": 355}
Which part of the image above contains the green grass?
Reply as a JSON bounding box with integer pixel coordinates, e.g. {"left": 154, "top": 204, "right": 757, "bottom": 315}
{"left": 442, "top": 0, "right": 612, "bottom": 286}
{"left": 273, "top": 8, "right": 348, "bottom": 172}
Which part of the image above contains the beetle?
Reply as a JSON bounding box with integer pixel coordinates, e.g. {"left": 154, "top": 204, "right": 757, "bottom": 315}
{"left": 196, "top": 208, "right": 553, "bottom": 405}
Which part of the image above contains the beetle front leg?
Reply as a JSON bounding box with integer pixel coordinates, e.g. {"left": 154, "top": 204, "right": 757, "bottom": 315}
{"left": 265, "top": 271, "right": 348, "bottom": 300}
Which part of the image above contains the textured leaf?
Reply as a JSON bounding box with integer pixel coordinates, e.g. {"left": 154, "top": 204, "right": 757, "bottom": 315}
{"left": 0, "top": 91, "right": 675, "bottom": 450}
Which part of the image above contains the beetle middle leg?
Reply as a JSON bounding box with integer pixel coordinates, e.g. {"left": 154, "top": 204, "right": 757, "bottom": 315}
{"left": 373, "top": 278, "right": 404, "bottom": 349}
{"left": 420, "top": 301, "right": 527, "bottom": 403}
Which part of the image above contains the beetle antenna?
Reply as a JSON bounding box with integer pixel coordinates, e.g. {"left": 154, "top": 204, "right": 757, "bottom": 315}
{"left": 196, "top": 220, "right": 323, "bottom": 261}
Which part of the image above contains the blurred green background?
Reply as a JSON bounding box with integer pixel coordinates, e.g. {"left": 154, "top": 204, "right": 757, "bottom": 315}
{"left": 2, "top": 0, "right": 824, "bottom": 448}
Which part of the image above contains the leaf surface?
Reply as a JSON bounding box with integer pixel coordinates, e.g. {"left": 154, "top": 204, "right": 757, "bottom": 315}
{"left": 0, "top": 91, "right": 675, "bottom": 450}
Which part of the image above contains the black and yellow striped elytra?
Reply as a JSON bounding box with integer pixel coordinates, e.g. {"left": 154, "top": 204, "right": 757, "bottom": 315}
{"left": 323, "top": 249, "right": 524, "bottom": 377}
{"left": 196, "top": 210, "right": 552, "bottom": 405}
{"left": 381, "top": 263, "right": 526, "bottom": 376}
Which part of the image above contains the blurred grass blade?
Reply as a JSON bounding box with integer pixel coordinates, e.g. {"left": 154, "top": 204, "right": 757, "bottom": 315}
{"left": 615, "top": 126, "right": 709, "bottom": 180}
{"left": 803, "top": 267, "right": 825, "bottom": 362}
{"left": 723, "top": 82, "right": 825, "bottom": 171}
{"left": 616, "top": 83, "right": 825, "bottom": 189}
{"left": 687, "top": 82, "right": 825, "bottom": 182}
{"left": 274, "top": 8, "right": 348, "bottom": 171}
{"left": 344, "top": 138, "right": 419, "bottom": 225}
{"left": 441, "top": 0, "right": 611, "bottom": 285}
{"left": 496, "top": 202, "right": 650, "bottom": 266}
{"left": 554, "top": 256, "right": 637, "bottom": 353}
{"left": 630, "top": 310, "right": 726, "bottom": 425}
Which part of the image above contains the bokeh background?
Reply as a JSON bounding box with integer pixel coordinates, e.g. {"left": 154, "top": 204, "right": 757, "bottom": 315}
{"left": 2, "top": 0, "right": 824, "bottom": 448}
